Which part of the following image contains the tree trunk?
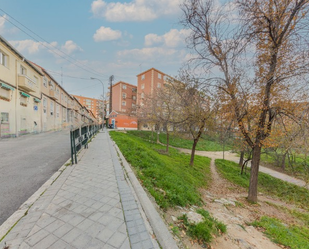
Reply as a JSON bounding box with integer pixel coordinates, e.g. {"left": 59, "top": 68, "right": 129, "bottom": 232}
{"left": 190, "top": 139, "right": 198, "bottom": 166}
{"left": 166, "top": 130, "right": 169, "bottom": 153}
{"left": 248, "top": 145, "right": 262, "bottom": 203}
{"left": 239, "top": 151, "right": 245, "bottom": 167}
{"left": 157, "top": 131, "right": 160, "bottom": 144}
{"left": 281, "top": 152, "right": 287, "bottom": 170}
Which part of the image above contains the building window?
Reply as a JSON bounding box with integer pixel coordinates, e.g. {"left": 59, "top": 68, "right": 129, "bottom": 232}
{"left": 20, "top": 96, "right": 28, "bottom": 107}
{"left": 0, "top": 50, "right": 8, "bottom": 67}
{"left": 158, "top": 73, "right": 162, "bottom": 79}
{"left": 141, "top": 93, "right": 144, "bottom": 99}
{"left": 122, "top": 93, "right": 126, "bottom": 99}
{"left": 141, "top": 84, "right": 145, "bottom": 89}
{"left": 0, "top": 87, "right": 11, "bottom": 101}
{"left": 43, "top": 77, "right": 47, "bottom": 87}
{"left": 61, "top": 93, "right": 64, "bottom": 101}
{"left": 20, "top": 66, "right": 27, "bottom": 75}
{"left": 43, "top": 98, "right": 47, "bottom": 113}
{"left": 50, "top": 101, "right": 54, "bottom": 115}
{"left": 141, "top": 74, "right": 145, "bottom": 80}
{"left": 157, "top": 83, "right": 161, "bottom": 88}
{"left": 122, "top": 101, "right": 126, "bottom": 106}
{"left": 56, "top": 104, "right": 60, "bottom": 117}
{"left": 33, "top": 76, "right": 38, "bottom": 86}
{"left": 132, "top": 95, "right": 136, "bottom": 100}
{"left": 1, "top": 112, "right": 9, "bottom": 123}
{"left": 122, "top": 84, "right": 127, "bottom": 89}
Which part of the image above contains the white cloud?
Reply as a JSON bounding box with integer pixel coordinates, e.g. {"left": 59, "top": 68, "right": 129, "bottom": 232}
{"left": 93, "top": 26, "right": 122, "bottom": 42}
{"left": 91, "top": 0, "right": 182, "bottom": 22}
{"left": 117, "top": 47, "right": 182, "bottom": 62}
{"left": 145, "top": 29, "right": 191, "bottom": 48}
{"left": 61, "top": 40, "right": 83, "bottom": 54}
{"left": 9, "top": 40, "right": 51, "bottom": 54}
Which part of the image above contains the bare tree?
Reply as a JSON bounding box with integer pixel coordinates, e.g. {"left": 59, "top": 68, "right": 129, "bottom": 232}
{"left": 182, "top": 0, "right": 309, "bottom": 202}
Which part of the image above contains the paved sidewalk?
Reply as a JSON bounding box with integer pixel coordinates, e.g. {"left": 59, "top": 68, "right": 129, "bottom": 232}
{"left": 0, "top": 131, "right": 172, "bottom": 249}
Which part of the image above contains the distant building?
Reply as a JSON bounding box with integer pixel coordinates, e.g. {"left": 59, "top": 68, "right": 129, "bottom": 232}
{"left": 108, "top": 81, "right": 137, "bottom": 130}
{"left": 72, "top": 95, "right": 103, "bottom": 123}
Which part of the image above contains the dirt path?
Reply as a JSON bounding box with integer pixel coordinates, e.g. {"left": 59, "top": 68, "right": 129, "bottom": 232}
{"left": 178, "top": 148, "right": 308, "bottom": 189}
{"left": 165, "top": 149, "right": 307, "bottom": 248}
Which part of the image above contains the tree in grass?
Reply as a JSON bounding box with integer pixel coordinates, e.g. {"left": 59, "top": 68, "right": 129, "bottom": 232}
{"left": 181, "top": 0, "right": 309, "bottom": 202}
{"left": 175, "top": 71, "right": 218, "bottom": 166}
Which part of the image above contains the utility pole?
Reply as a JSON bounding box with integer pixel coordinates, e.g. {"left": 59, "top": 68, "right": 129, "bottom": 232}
{"left": 109, "top": 75, "right": 114, "bottom": 115}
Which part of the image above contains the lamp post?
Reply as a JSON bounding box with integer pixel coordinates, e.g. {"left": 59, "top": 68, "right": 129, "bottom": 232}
{"left": 90, "top": 77, "right": 105, "bottom": 128}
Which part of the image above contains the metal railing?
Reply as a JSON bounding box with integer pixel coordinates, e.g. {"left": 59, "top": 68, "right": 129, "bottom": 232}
{"left": 70, "top": 124, "right": 102, "bottom": 164}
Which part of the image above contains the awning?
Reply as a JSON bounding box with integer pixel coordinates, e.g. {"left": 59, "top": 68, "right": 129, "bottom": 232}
{"left": 34, "top": 98, "right": 41, "bottom": 103}
{"left": 0, "top": 82, "right": 14, "bottom": 91}
{"left": 20, "top": 91, "right": 30, "bottom": 98}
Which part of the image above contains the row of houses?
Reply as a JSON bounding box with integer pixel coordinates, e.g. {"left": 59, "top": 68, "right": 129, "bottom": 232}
{"left": 0, "top": 35, "right": 99, "bottom": 138}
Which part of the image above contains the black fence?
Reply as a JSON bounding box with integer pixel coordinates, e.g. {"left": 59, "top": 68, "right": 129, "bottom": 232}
{"left": 70, "top": 124, "right": 102, "bottom": 164}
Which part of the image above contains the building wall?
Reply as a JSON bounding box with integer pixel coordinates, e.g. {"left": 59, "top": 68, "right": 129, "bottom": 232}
{"left": 111, "top": 81, "right": 137, "bottom": 115}
{"left": 72, "top": 95, "right": 103, "bottom": 122}
{"left": 0, "top": 36, "right": 99, "bottom": 138}
{"left": 108, "top": 111, "right": 137, "bottom": 130}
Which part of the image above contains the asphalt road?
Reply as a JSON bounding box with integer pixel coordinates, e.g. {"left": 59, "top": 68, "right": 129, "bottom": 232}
{"left": 0, "top": 130, "right": 71, "bottom": 225}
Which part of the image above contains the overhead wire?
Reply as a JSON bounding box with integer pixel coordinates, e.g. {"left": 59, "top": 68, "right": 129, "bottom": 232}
{"left": 0, "top": 8, "right": 109, "bottom": 79}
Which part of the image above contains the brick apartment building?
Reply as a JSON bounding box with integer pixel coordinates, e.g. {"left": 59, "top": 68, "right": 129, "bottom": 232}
{"left": 108, "top": 81, "right": 137, "bottom": 129}
{"left": 72, "top": 95, "right": 103, "bottom": 123}
{"left": 136, "top": 68, "right": 172, "bottom": 130}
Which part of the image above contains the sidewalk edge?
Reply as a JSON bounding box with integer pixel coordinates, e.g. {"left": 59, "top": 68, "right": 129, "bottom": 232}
{"left": 112, "top": 140, "right": 179, "bottom": 249}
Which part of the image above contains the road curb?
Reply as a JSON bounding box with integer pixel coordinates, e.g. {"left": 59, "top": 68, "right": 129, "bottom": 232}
{"left": 111, "top": 139, "right": 179, "bottom": 249}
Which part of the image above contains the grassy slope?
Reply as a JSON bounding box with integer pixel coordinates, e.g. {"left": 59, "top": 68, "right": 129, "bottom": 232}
{"left": 127, "top": 130, "right": 230, "bottom": 151}
{"left": 110, "top": 131, "right": 211, "bottom": 209}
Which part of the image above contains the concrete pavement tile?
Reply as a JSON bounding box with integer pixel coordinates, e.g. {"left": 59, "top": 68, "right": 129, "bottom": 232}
{"left": 98, "top": 204, "right": 113, "bottom": 213}
{"left": 44, "top": 219, "right": 66, "bottom": 233}
{"left": 140, "top": 231, "right": 150, "bottom": 241}
{"left": 117, "top": 223, "right": 127, "bottom": 234}
{"left": 76, "top": 218, "right": 95, "bottom": 230}
{"left": 72, "top": 204, "right": 88, "bottom": 214}
{"left": 102, "top": 244, "right": 116, "bottom": 249}
{"left": 19, "top": 242, "right": 31, "bottom": 249}
{"left": 137, "top": 224, "right": 147, "bottom": 233}
{"left": 24, "top": 229, "right": 49, "bottom": 247}
{"left": 61, "top": 227, "right": 83, "bottom": 244}
{"left": 107, "top": 207, "right": 122, "bottom": 217}
{"left": 119, "top": 238, "right": 130, "bottom": 249}
{"left": 107, "top": 232, "right": 127, "bottom": 248}
{"left": 71, "top": 233, "right": 93, "bottom": 248}
{"left": 36, "top": 214, "right": 56, "bottom": 228}
{"left": 66, "top": 215, "right": 85, "bottom": 226}
{"left": 27, "top": 225, "right": 42, "bottom": 237}
{"left": 83, "top": 199, "right": 97, "bottom": 207}
{"left": 52, "top": 223, "right": 74, "bottom": 238}
{"left": 96, "top": 227, "right": 114, "bottom": 243}
{"left": 31, "top": 234, "right": 58, "bottom": 249}
{"left": 81, "top": 207, "right": 96, "bottom": 217}
{"left": 142, "top": 239, "right": 155, "bottom": 249}
{"left": 85, "top": 222, "right": 106, "bottom": 238}
{"left": 105, "top": 218, "right": 123, "bottom": 232}
{"left": 130, "top": 234, "right": 141, "bottom": 244}
{"left": 88, "top": 211, "right": 104, "bottom": 221}
{"left": 91, "top": 201, "right": 105, "bottom": 210}
{"left": 107, "top": 198, "right": 119, "bottom": 206}
{"left": 97, "top": 215, "right": 113, "bottom": 226}
{"left": 84, "top": 238, "right": 107, "bottom": 249}
{"left": 48, "top": 239, "right": 72, "bottom": 249}
{"left": 127, "top": 225, "right": 138, "bottom": 235}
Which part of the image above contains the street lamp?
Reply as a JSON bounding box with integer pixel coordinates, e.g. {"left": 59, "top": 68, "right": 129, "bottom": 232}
{"left": 90, "top": 77, "right": 105, "bottom": 128}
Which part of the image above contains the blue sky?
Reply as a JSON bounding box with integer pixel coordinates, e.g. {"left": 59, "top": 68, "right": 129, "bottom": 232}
{"left": 0, "top": 0, "right": 190, "bottom": 99}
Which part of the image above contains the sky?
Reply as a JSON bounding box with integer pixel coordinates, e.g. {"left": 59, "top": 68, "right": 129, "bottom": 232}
{"left": 0, "top": 0, "right": 191, "bottom": 99}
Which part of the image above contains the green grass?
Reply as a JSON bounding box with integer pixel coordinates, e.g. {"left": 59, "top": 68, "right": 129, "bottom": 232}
{"left": 126, "top": 130, "right": 231, "bottom": 151}
{"left": 215, "top": 159, "right": 309, "bottom": 209}
{"left": 179, "top": 209, "right": 226, "bottom": 245}
{"left": 252, "top": 216, "right": 309, "bottom": 249}
{"left": 110, "top": 131, "right": 211, "bottom": 209}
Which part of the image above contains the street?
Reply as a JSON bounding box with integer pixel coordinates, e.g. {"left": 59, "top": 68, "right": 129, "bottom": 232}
{"left": 0, "top": 130, "right": 71, "bottom": 225}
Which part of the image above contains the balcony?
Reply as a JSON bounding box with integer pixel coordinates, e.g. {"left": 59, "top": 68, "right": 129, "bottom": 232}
{"left": 49, "top": 89, "right": 58, "bottom": 100}
{"left": 18, "top": 75, "right": 35, "bottom": 93}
